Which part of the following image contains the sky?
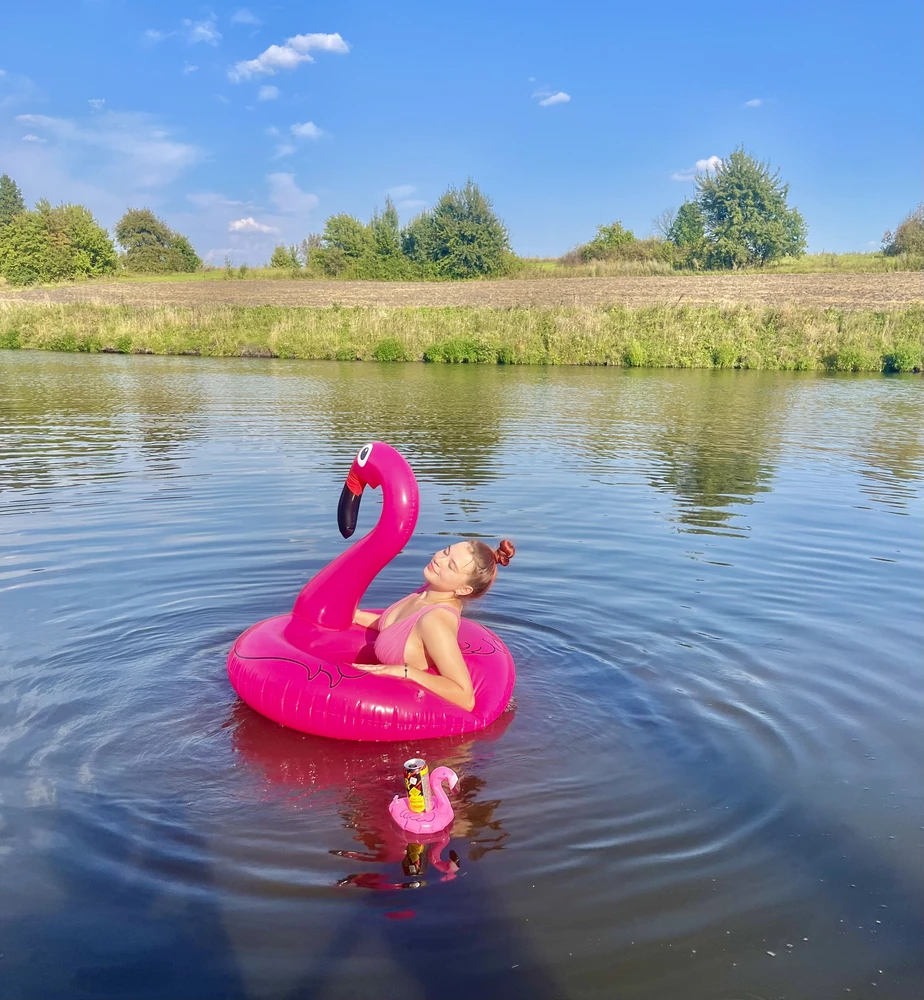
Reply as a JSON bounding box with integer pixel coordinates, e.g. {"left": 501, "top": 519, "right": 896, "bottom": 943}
{"left": 0, "top": 1, "right": 921, "bottom": 263}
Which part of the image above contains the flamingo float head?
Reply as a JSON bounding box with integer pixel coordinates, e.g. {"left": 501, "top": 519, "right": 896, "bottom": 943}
{"left": 292, "top": 442, "right": 420, "bottom": 630}
{"left": 338, "top": 442, "right": 382, "bottom": 538}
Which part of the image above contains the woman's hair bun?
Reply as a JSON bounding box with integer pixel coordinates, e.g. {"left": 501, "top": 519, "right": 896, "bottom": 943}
{"left": 494, "top": 538, "right": 515, "bottom": 567}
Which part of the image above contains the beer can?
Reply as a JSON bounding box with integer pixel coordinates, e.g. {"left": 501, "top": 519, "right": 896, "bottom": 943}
{"left": 403, "top": 757, "right": 433, "bottom": 813}
{"left": 402, "top": 842, "right": 426, "bottom": 877}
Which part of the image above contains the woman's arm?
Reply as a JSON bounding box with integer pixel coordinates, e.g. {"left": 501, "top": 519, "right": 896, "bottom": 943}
{"left": 352, "top": 609, "right": 381, "bottom": 629}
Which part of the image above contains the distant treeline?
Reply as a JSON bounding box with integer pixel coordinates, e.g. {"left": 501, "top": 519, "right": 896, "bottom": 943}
{"left": 0, "top": 147, "right": 922, "bottom": 286}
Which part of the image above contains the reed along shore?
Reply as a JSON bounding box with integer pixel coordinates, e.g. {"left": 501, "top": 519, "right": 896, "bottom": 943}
{"left": 1, "top": 302, "right": 921, "bottom": 372}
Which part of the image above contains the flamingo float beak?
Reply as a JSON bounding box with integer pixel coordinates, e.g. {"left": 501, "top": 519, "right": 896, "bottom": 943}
{"left": 338, "top": 464, "right": 364, "bottom": 538}
{"left": 338, "top": 443, "right": 375, "bottom": 538}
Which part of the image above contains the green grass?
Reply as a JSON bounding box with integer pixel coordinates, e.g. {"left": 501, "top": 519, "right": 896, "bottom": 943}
{"left": 1, "top": 301, "right": 921, "bottom": 372}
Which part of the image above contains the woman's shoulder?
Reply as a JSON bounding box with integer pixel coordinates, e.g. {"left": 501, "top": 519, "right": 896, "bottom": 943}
{"left": 418, "top": 604, "right": 462, "bottom": 631}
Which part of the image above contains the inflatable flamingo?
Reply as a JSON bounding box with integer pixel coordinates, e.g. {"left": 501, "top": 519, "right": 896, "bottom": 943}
{"left": 389, "top": 765, "right": 459, "bottom": 835}
{"left": 227, "top": 442, "right": 516, "bottom": 741}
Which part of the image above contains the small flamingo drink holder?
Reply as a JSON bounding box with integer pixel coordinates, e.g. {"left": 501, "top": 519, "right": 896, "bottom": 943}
{"left": 389, "top": 762, "right": 459, "bottom": 835}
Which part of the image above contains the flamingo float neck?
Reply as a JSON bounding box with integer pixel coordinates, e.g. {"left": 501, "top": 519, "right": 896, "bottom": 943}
{"left": 291, "top": 442, "right": 420, "bottom": 632}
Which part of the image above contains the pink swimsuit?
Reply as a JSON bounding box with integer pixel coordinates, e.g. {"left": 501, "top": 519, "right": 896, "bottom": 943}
{"left": 374, "top": 596, "right": 461, "bottom": 665}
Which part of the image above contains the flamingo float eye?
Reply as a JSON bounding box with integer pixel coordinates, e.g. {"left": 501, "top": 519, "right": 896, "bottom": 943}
{"left": 357, "top": 443, "right": 373, "bottom": 467}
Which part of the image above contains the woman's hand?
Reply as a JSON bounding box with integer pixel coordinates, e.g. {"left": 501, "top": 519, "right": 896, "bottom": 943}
{"left": 351, "top": 662, "right": 408, "bottom": 679}
{"left": 352, "top": 610, "right": 381, "bottom": 629}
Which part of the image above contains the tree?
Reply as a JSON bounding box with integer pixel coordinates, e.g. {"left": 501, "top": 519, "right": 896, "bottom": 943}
{"left": 0, "top": 202, "right": 117, "bottom": 285}
{"left": 114, "top": 207, "right": 201, "bottom": 272}
{"left": 882, "top": 204, "right": 924, "bottom": 256}
{"left": 322, "top": 214, "right": 373, "bottom": 259}
{"left": 582, "top": 221, "right": 637, "bottom": 260}
{"left": 653, "top": 207, "right": 677, "bottom": 240}
{"left": 402, "top": 179, "right": 512, "bottom": 278}
{"left": 0, "top": 174, "right": 26, "bottom": 229}
{"left": 270, "top": 244, "right": 300, "bottom": 268}
{"left": 668, "top": 201, "right": 705, "bottom": 246}
{"left": 695, "top": 147, "right": 807, "bottom": 267}
{"left": 371, "top": 196, "right": 402, "bottom": 258}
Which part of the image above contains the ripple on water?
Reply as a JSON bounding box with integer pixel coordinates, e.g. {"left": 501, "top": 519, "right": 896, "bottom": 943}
{"left": 1, "top": 356, "right": 922, "bottom": 1000}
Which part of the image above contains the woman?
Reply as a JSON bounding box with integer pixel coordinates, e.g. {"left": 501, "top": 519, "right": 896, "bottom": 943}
{"left": 352, "top": 538, "right": 515, "bottom": 711}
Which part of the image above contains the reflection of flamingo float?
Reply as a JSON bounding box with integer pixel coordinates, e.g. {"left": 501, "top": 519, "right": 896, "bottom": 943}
{"left": 227, "top": 442, "right": 516, "bottom": 740}
{"left": 227, "top": 703, "right": 511, "bottom": 888}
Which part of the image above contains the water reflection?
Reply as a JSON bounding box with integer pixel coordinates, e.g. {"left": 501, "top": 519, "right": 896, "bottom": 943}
{"left": 852, "top": 391, "right": 924, "bottom": 513}
{"left": 649, "top": 372, "right": 783, "bottom": 535}
{"left": 311, "top": 364, "right": 511, "bottom": 489}
{"left": 0, "top": 356, "right": 206, "bottom": 498}
{"left": 226, "top": 701, "right": 512, "bottom": 888}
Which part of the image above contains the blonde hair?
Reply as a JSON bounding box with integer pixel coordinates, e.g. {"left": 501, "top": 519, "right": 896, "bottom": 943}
{"left": 464, "top": 539, "right": 515, "bottom": 599}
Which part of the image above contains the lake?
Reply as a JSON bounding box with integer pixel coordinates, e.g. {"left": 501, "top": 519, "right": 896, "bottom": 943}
{"left": 1, "top": 352, "right": 921, "bottom": 1000}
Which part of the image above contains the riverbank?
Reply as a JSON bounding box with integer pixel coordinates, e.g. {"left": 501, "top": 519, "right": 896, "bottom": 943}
{"left": 1, "top": 302, "right": 921, "bottom": 370}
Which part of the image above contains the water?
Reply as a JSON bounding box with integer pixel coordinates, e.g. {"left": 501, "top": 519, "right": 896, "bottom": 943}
{"left": 1, "top": 352, "right": 921, "bottom": 1000}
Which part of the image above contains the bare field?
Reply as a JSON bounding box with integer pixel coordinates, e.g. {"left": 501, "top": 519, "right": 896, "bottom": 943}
{"left": 1, "top": 272, "right": 921, "bottom": 310}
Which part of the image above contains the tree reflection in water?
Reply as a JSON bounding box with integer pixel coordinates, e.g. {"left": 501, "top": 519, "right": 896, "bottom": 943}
{"left": 646, "top": 372, "right": 784, "bottom": 535}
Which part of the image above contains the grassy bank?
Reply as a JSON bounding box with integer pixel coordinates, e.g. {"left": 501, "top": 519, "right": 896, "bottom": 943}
{"left": 1, "top": 302, "right": 921, "bottom": 371}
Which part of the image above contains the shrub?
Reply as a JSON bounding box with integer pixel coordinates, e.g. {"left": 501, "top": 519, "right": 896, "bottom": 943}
{"left": 424, "top": 337, "right": 497, "bottom": 363}
{"left": 882, "top": 342, "right": 923, "bottom": 373}
{"left": 882, "top": 204, "right": 924, "bottom": 257}
{"left": 270, "top": 244, "right": 300, "bottom": 268}
{"left": 582, "top": 221, "right": 637, "bottom": 261}
{"left": 372, "top": 337, "right": 408, "bottom": 361}
{"left": 0, "top": 201, "right": 117, "bottom": 285}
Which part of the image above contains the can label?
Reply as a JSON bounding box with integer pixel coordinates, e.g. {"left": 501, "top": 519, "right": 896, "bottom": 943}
{"left": 404, "top": 757, "right": 433, "bottom": 813}
{"left": 402, "top": 842, "right": 426, "bottom": 876}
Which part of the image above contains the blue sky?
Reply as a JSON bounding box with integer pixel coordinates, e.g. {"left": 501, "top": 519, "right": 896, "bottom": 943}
{"left": 1, "top": 1, "right": 920, "bottom": 263}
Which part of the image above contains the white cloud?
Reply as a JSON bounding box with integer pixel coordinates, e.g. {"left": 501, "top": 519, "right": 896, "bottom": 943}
{"left": 183, "top": 17, "right": 221, "bottom": 46}
{"left": 258, "top": 85, "right": 279, "bottom": 101}
{"left": 88, "top": 98, "right": 105, "bottom": 111}
{"left": 229, "top": 217, "right": 278, "bottom": 233}
{"left": 183, "top": 63, "right": 199, "bottom": 74}
{"left": 145, "top": 18, "right": 221, "bottom": 48}
{"left": 290, "top": 120, "right": 324, "bottom": 139}
{"left": 187, "top": 192, "right": 246, "bottom": 209}
{"left": 273, "top": 143, "right": 296, "bottom": 158}
{"left": 21, "top": 133, "right": 46, "bottom": 143}
{"left": 538, "top": 91, "right": 570, "bottom": 107}
{"left": 743, "top": 98, "right": 762, "bottom": 108}
{"left": 231, "top": 9, "right": 261, "bottom": 25}
{"left": 387, "top": 184, "right": 417, "bottom": 199}
{"left": 670, "top": 155, "right": 722, "bottom": 181}
{"left": 532, "top": 85, "right": 571, "bottom": 107}
{"left": 229, "top": 32, "right": 349, "bottom": 81}
{"left": 267, "top": 172, "right": 319, "bottom": 214}
{"left": 14, "top": 111, "right": 201, "bottom": 189}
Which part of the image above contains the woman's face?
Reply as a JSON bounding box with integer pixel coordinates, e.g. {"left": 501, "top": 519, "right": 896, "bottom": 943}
{"left": 423, "top": 542, "right": 476, "bottom": 596}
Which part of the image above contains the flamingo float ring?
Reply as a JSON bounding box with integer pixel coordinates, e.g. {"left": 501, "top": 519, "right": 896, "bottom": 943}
{"left": 227, "top": 442, "right": 516, "bottom": 741}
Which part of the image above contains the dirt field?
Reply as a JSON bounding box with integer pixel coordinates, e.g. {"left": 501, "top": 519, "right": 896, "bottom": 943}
{"left": 0, "top": 272, "right": 920, "bottom": 310}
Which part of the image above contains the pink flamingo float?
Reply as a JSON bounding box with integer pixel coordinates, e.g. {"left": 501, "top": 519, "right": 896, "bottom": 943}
{"left": 227, "top": 442, "right": 516, "bottom": 741}
{"left": 389, "top": 765, "right": 459, "bottom": 835}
